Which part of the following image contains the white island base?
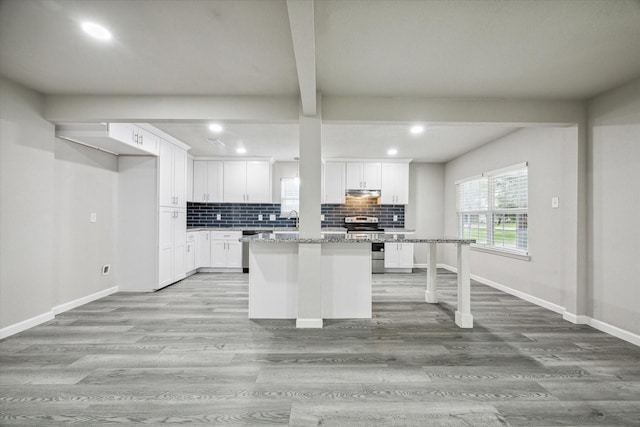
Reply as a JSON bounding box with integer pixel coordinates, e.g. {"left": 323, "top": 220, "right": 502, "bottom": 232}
{"left": 248, "top": 242, "right": 372, "bottom": 319}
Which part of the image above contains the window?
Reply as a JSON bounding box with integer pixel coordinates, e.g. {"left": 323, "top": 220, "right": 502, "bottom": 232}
{"left": 280, "top": 177, "right": 299, "bottom": 216}
{"left": 457, "top": 163, "right": 528, "bottom": 255}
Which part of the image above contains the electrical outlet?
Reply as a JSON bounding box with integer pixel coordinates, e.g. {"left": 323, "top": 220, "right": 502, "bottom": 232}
{"left": 551, "top": 197, "right": 559, "bottom": 208}
{"left": 216, "top": 213, "right": 221, "bottom": 220}
{"left": 393, "top": 215, "right": 398, "bottom": 221}
{"left": 269, "top": 214, "right": 276, "bottom": 221}
{"left": 321, "top": 214, "right": 325, "bottom": 221}
{"left": 258, "top": 214, "right": 263, "bottom": 221}
{"left": 90, "top": 213, "right": 97, "bottom": 223}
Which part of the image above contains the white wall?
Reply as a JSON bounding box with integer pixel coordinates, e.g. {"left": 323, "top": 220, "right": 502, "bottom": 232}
{"left": 54, "top": 139, "right": 119, "bottom": 306}
{"left": 406, "top": 163, "right": 445, "bottom": 265}
{"left": 587, "top": 78, "right": 640, "bottom": 335}
{"left": 443, "top": 127, "right": 577, "bottom": 308}
{"left": 1, "top": 77, "right": 120, "bottom": 336}
{"left": 0, "top": 78, "right": 55, "bottom": 331}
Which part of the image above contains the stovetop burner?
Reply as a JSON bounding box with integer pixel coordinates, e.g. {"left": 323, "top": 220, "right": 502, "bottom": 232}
{"left": 344, "top": 216, "right": 384, "bottom": 234}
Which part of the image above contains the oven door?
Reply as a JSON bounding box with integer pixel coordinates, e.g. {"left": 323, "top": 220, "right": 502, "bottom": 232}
{"left": 371, "top": 242, "right": 385, "bottom": 274}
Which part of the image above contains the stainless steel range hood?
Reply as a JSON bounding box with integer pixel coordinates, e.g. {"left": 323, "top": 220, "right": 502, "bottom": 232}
{"left": 345, "top": 189, "right": 381, "bottom": 198}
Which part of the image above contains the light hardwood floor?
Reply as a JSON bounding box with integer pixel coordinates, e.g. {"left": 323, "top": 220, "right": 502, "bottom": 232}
{"left": 1, "top": 269, "right": 639, "bottom": 425}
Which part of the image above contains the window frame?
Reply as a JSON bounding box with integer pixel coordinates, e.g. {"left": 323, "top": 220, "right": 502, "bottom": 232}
{"left": 456, "top": 162, "right": 530, "bottom": 260}
{"left": 280, "top": 177, "right": 300, "bottom": 217}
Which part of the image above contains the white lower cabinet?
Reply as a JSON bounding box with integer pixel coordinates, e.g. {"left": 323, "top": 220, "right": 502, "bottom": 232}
{"left": 210, "top": 231, "right": 242, "bottom": 269}
{"left": 186, "top": 232, "right": 197, "bottom": 272}
{"left": 159, "top": 207, "right": 187, "bottom": 287}
{"left": 384, "top": 243, "right": 414, "bottom": 271}
{"left": 197, "top": 230, "right": 211, "bottom": 268}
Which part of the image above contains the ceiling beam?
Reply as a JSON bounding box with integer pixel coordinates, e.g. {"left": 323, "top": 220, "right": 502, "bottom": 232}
{"left": 43, "top": 95, "right": 300, "bottom": 123}
{"left": 286, "top": 0, "right": 317, "bottom": 116}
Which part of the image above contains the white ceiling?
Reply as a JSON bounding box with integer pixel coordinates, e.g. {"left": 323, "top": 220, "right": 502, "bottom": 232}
{"left": 156, "top": 122, "right": 520, "bottom": 162}
{"left": 1, "top": 0, "right": 639, "bottom": 161}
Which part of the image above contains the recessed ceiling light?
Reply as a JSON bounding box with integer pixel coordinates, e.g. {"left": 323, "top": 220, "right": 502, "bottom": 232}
{"left": 410, "top": 125, "right": 425, "bottom": 135}
{"left": 81, "top": 22, "right": 112, "bottom": 41}
{"left": 236, "top": 147, "right": 246, "bottom": 154}
{"left": 387, "top": 148, "right": 398, "bottom": 156}
{"left": 208, "top": 123, "right": 224, "bottom": 133}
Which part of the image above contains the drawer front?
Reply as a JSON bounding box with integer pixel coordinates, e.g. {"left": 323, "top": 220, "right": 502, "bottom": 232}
{"left": 187, "top": 232, "right": 197, "bottom": 242}
{"left": 210, "top": 231, "right": 242, "bottom": 240}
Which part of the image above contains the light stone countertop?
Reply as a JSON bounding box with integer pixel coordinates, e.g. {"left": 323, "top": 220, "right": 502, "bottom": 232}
{"left": 187, "top": 227, "right": 348, "bottom": 233}
{"left": 239, "top": 232, "right": 475, "bottom": 244}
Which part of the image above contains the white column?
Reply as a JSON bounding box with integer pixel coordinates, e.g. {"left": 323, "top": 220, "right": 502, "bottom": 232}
{"left": 455, "top": 243, "right": 473, "bottom": 328}
{"left": 425, "top": 242, "right": 438, "bottom": 303}
{"left": 296, "top": 96, "right": 323, "bottom": 328}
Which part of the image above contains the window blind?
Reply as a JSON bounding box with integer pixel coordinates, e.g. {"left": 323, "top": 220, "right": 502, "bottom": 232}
{"left": 280, "top": 177, "right": 299, "bottom": 215}
{"left": 457, "top": 163, "right": 528, "bottom": 254}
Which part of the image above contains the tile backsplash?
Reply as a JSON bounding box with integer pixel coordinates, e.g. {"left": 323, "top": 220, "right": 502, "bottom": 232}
{"left": 187, "top": 199, "right": 405, "bottom": 229}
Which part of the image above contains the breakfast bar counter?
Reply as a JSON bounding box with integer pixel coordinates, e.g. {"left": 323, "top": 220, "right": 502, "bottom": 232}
{"left": 240, "top": 233, "right": 476, "bottom": 328}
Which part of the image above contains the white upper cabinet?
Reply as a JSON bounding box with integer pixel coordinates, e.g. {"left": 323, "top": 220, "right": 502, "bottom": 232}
{"left": 381, "top": 163, "right": 409, "bottom": 204}
{"left": 245, "top": 161, "right": 271, "bottom": 203}
{"left": 159, "top": 139, "right": 188, "bottom": 208}
{"left": 223, "top": 160, "right": 271, "bottom": 203}
{"left": 193, "top": 160, "right": 223, "bottom": 203}
{"left": 323, "top": 161, "right": 346, "bottom": 203}
{"left": 346, "top": 162, "right": 381, "bottom": 190}
{"left": 55, "top": 123, "right": 159, "bottom": 156}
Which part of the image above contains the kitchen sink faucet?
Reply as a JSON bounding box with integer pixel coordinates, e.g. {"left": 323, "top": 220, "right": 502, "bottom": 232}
{"left": 288, "top": 210, "right": 299, "bottom": 229}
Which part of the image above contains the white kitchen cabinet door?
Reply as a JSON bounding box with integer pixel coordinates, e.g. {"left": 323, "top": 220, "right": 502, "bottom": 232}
{"left": 109, "top": 123, "right": 136, "bottom": 146}
{"left": 324, "top": 161, "right": 345, "bottom": 203}
{"left": 399, "top": 243, "right": 413, "bottom": 268}
{"left": 346, "top": 162, "right": 381, "bottom": 189}
{"left": 136, "top": 126, "right": 160, "bottom": 155}
{"left": 381, "top": 163, "right": 409, "bottom": 204}
{"left": 197, "top": 231, "right": 211, "bottom": 267}
{"left": 227, "top": 241, "right": 242, "bottom": 268}
{"left": 173, "top": 148, "right": 187, "bottom": 207}
{"left": 159, "top": 208, "right": 175, "bottom": 287}
{"left": 245, "top": 161, "right": 271, "bottom": 203}
{"left": 384, "top": 243, "right": 399, "bottom": 268}
{"left": 173, "top": 210, "right": 187, "bottom": 280}
{"left": 346, "top": 163, "right": 364, "bottom": 189}
{"left": 159, "top": 140, "right": 175, "bottom": 207}
{"left": 186, "top": 241, "right": 196, "bottom": 271}
{"left": 206, "top": 161, "right": 224, "bottom": 202}
{"left": 223, "top": 161, "right": 247, "bottom": 203}
{"left": 362, "top": 163, "right": 381, "bottom": 189}
{"left": 159, "top": 139, "right": 188, "bottom": 208}
{"left": 210, "top": 241, "right": 228, "bottom": 268}
{"left": 384, "top": 242, "right": 413, "bottom": 269}
{"left": 193, "top": 161, "right": 208, "bottom": 203}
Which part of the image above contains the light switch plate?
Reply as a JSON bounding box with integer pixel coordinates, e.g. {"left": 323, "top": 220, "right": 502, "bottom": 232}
{"left": 551, "top": 197, "right": 559, "bottom": 208}
{"left": 393, "top": 215, "right": 398, "bottom": 221}
{"left": 216, "top": 213, "right": 221, "bottom": 220}
{"left": 321, "top": 214, "right": 325, "bottom": 221}
{"left": 90, "top": 213, "right": 97, "bottom": 223}
{"left": 258, "top": 214, "right": 263, "bottom": 221}
{"left": 269, "top": 214, "right": 276, "bottom": 221}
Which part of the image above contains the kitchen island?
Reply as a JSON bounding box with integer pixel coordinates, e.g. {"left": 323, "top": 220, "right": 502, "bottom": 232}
{"left": 240, "top": 233, "right": 476, "bottom": 328}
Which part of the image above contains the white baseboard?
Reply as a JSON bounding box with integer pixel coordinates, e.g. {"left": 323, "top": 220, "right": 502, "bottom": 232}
{"left": 440, "top": 263, "right": 638, "bottom": 347}
{"left": 563, "top": 312, "right": 640, "bottom": 347}
{"left": 296, "top": 318, "right": 323, "bottom": 328}
{"left": 413, "top": 263, "right": 428, "bottom": 268}
{"left": 0, "top": 311, "right": 55, "bottom": 339}
{"left": 438, "top": 263, "right": 456, "bottom": 272}
{"left": 562, "top": 312, "right": 590, "bottom": 324}
{"left": 52, "top": 286, "right": 119, "bottom": 315}
{"left": 1, "top": 286, "right": 119, "bottom": 339}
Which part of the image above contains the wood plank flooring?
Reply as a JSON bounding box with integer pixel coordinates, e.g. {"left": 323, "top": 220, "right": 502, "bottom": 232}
{"left": 1, "top": 269, "right": 639, "bottom": 425}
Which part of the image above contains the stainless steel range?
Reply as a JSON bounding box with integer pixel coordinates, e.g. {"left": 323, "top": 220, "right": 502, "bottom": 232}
{"left": 344, "top": 216, "right": 385, "bottom": 273}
